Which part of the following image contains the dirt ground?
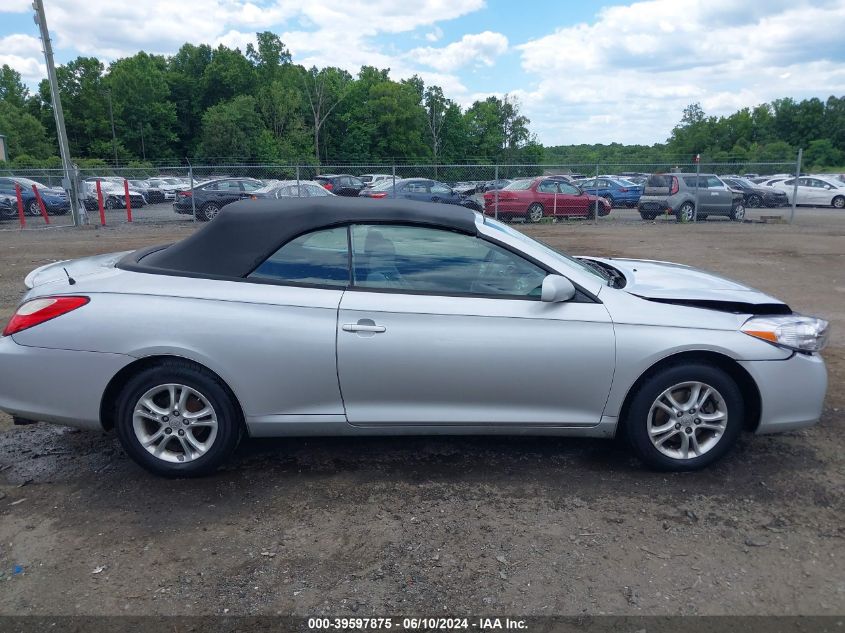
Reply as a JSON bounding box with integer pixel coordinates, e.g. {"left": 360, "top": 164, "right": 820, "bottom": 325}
{"left": 0, "top": 217, "right": 842, "bottom": 617}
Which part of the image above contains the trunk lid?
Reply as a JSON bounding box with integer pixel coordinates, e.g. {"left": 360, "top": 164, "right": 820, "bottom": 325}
{"left": 24, "top": 251, "right": 132, "bottom": 290}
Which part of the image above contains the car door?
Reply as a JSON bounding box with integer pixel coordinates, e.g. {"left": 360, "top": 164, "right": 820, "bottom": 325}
{"left": 781, "top": 178, "right": 811, "bottom": 205}
{"left": 212, "top": 180, "right": 243, "bottom": 206}
{"left": 558, "top": 181, "right": 590, "bottom": 216}
{"left": 535, "top": 179, "right": 560, "bottom": 214}
{"left": 336, "top": 224, "right": 615, "bottom": 426}
{"left": 402, "top": 181, "right": 432, "bottom": 202}
{"left": 429, "top": 181, "right": 458, "bottom": 204}
{"left": 706, "top": 176, "right": 732, "bottom": 213}
{"left": 806, "top": 178, "right": 833, "bottom": 205}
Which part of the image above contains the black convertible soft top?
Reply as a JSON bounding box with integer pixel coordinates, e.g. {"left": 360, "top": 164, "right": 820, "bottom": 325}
{"left": 118, "top": 196, "right": 478, "bottom": 279}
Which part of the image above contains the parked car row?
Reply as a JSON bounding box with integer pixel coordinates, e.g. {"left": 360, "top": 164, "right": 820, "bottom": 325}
{"left": 752, "top": 175, "right": 845, "bottom": 208}
{"left": 0, "top": 176, "right": 70, "bottom": 216}
{"left": 482, "top": 177, "right": 612, "bottom": 222}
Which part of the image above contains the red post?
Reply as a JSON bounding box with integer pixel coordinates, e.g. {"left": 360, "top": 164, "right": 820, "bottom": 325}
{"left": 123, "top": 179, "right": 133, "bottom": 222}
{"left": 96, "top": 179, "right": 106, "bottom": 226}
{"left": 14, "top": 183, "right": 25, "bottom": 229}
{"left": 31, "top": 185, "right": 50, "bottom": 224}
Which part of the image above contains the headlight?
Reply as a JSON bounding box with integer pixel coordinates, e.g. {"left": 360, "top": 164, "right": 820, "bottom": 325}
{"left": 742, "top": 314, "right": 829, "bottom": 352}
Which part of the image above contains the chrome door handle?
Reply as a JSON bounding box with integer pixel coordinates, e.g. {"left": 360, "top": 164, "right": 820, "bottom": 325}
{"left": 342, "top": 324, "right": 386, "bottom": 333}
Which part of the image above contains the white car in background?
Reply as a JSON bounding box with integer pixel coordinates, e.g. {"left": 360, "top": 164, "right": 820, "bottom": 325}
{"left": 771, "top": 176, "right": 845, "bottom": 208}
{"left": 360, "top": 174, "right": 395, "bottom": 187}
{"left": 147, "top": 178, "right": 187, "bottom": 200}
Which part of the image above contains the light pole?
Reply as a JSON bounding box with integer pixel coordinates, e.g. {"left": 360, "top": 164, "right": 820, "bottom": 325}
{"left": 32, "top": 0, "right": 85, "bottom": 225}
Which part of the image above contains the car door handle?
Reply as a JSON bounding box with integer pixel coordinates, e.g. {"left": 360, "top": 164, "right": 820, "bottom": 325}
{"left": 342, "top": 323, "right": 386, "bottom": 333}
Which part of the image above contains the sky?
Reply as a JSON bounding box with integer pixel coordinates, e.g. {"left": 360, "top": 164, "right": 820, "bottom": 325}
{"left": 1, "top": 0, "right": 844, "bottom": 146}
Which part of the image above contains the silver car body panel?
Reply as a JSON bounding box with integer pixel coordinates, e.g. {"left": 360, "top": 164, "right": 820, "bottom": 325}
{"left": 1, "top": 213, "right": 827, "bottom": 439}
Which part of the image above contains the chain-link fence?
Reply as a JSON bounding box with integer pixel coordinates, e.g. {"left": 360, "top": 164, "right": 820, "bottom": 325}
{"left": 2, "top": 154, "right": 835, "bottom": 231}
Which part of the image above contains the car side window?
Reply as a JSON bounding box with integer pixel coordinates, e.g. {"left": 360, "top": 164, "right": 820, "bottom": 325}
{"left": 430, "top": 183, "right": 451, "bottom": 194}
{"left": 559, "top": 183, "right": 579, "bottom": 195}
{"left": 241, "top": 181, "right": 262, "bottom": 191}
{"left": 406, "top": 182, "right": 428, "bottom": 193}
{"left": 706, "top": 176, "right": 723, "bottom": 188}
{"left": 350, "top": 225, "right": 546, "bottom": 297}
{"left": 537, "top": 180, "right": 558, "bottom": 193}
{"left": 248, "top": 226, "right": 349, "bottom": 286}
{"left": 580, "top": 179, "right": 594, "bottom": 188}
{"left": 307, "top": 184, "right": 330, "bottom": 197}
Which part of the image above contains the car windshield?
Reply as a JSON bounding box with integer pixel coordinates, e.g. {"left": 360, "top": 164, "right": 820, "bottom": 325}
{"left": 482, "top": 217, "right": 609, "bottom": 284}
{"left": 14, "top": 177, "right": 48, "bottom": 189}
{"left": 502, "top": 179, "right": 534, "bottom": 191}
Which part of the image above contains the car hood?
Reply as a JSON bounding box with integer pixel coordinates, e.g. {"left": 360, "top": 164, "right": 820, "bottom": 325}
{"left": 24, "top": 251, "right": 132, "bottom": 289}
{"left": 582, "top": 257, "right": 789, "bottom": 311}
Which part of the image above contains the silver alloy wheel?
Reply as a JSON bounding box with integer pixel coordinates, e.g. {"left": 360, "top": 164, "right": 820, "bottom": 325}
{"left": 732, "top": 204, "right": 746, "bottom": 221}
{"left": 647, "top": 381, "right": 727, "bottom": 460}
{"left": 678, "top": 203, "right": 694, "bottom": 222}
{"left": 527, "top": 203, "right": 544, "bottom": 223}
{"left": 203, "top": 203, "right": 220, "bottom": 220}
{"left": 27, "top": 200, "right": 40, "bottom": 216}
{"left": 132, "top": 383, "right": 218, "bottom": 463}
{"left": 833, "top": 196, "right": 845, "bottom": 209}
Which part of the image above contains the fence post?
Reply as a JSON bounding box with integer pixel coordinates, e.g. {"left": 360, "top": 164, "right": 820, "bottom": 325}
{"left": 296, "top": 165, "right": 301, "bottom": 197}
{"left": 96, "top": 179, "right": 105, "bottom": 226}
{"left": 14, "top": 183, "right": 25, "bottom": 229}
{"left": 187, "top": 160, "right": 196, "bottom": 222}
{"left": 594, "top": 163, "right": 600, "bottom": 224}
{"left": 789, "top": 148, "right": 802, "bottom": 224}
{"left": 693, "top": 155, "right": 701, "bottom": 223}
{"left": 493, "top": 164, "right": 499, "bottom": 220}
{"left": 31, "top": 185, "right": 50, "bottom": 224}
{"left": 123, "top": 179, "right": 133, "bottom": 222}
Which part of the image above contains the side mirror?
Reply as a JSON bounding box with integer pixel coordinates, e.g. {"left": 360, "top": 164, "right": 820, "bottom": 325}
{"left": 824, "top": 184, "right": 832, "bottom": 190}
{"left": 541, "top": 274, "right": 576, "bottom": 303}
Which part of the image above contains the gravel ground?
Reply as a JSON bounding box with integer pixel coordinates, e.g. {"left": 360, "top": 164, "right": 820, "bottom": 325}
{"left": 0, "top": 213, "right": 842, "bottom": 617}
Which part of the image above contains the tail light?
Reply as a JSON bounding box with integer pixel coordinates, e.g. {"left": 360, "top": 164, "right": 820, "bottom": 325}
{"left": 3, "top": 296, "right": 89, "bottom": 337}
{"left": 250, "top": 195, "right": 257, "bottom": 200}
{"left": 670, "top": 177, "right": 679, "bottom": 195}
{"left": 178, "top": 191, "right": 192, "bottom": 197}
{"left": 370, "top": 192, "right": 387, "bottom": 198}
{"left": 619, "top": 187, "right": 629, "bottom": 192}
{"left": 322, "top": 183, "right": 333, "bottom": 190}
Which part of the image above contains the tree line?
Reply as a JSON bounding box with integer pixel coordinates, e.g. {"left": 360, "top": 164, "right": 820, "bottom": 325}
{"left": 0, "top": 31, "right": 842, "bottom": 171}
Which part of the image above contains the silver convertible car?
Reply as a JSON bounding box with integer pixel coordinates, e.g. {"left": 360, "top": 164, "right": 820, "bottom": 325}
{"left": 0, "top": 199, "right": 829, "bottom": 476}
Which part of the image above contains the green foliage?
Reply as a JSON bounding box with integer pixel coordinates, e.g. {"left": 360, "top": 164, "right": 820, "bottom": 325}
{"left": 0, "top": 99, "right": 54, "bottom": 159}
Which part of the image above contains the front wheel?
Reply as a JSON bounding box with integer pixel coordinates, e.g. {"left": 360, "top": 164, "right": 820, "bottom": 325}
{"left": 26, "top": 200, "right": 40, "bottom": 216}
{"left": 625, "top": 364, "right": 744, "bottom": 471}
{"left": 832, "top": 195, "right": 845, "bottom": 209}
{"left": 730, "top": 202, "right": 746, "bottom": 221}
{"left": 526, "top": 203, "right": 544, "bottom": 223}
{"left": 115, "top": 360, "right": 242, "bottom": 477}
{"left": 747, "top": 194, "right": 762, "bottom": 208}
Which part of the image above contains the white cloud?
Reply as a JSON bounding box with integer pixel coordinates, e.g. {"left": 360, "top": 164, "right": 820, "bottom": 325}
{"left": 516, "top": 0, "right": 845, "bottom": 145}
{"left": 408, "top": 31, "right": 508, "bottom": 72}
{"left": 425, "top": 27, "right": 443, "bottom": 42}
{"left": 0, "top": 34, "right": 46, "bottom": 84}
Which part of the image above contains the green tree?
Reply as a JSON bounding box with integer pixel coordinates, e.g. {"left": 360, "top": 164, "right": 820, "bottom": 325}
{"left": 0, "top": 64, "right": 29, "bottom": 109}
{"left": 167, "top": 43, "right": 213, "bottom": 157}
{"left": 301, "top": 66, "right": 351, "bottom": 164}
{"left": 197, "top": 95, "right": 277, "bottom": 161}
{"left": 201, "top": 45, "right": 255, "bottom": 109}
{"left": 804, "top": 139, "right": 843, "bottom": 169}
{"left": 107, "top": 52, "right": 178, "bottom": 160}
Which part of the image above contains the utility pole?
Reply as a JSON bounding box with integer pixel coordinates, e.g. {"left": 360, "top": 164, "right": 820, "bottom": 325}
{"left": 139, "top": 123, "right": 146, "bottom": 161}
{"left": 33, "top": 0, "right": 85, "bottom": 225}
{"left": 107, "top": 89, "right": 118, "bottom": 165}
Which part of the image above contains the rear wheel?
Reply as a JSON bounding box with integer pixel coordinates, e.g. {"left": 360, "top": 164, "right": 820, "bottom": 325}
{"left": 676, "top": 202, "right": 694, "bottom": 222}
{"left": 832, "top": 195, "right": 845, "bottom": 209}
{"left": 115, "top": 360, "right": 242, "bottom": 477}
{"left": 602, "top": 195, "right": 614, "bottom": 208}
{"left": 26, "top": 200, "right": 40, "bottom": 216}
{"left": 625, "top": 364, "right": 743, "bottom": 471}
{"left": 198, "top": 202, "right": 221, "bottom": 222}
{"left": 105, "top": 197, "right": 118, "bottom": 210}
{"left": 526, "top": 203, "right": 544, "bottom": 223}
{"left": 747, "top": 194, "right": 762, "bottom": 208}
{"left": 639, "top": 208, "right": 656, "bottom": 220}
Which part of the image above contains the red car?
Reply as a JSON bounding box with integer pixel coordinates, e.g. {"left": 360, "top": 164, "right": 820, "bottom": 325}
{"left": 483, "top": 177, "right": 611, "bottom": 222}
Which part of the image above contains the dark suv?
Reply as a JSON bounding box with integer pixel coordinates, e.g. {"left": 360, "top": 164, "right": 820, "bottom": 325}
{"left": 173, "top": 178, "right": 264, "bottom": 221}
{"left": 313, "top": 174, "right": 366, "bottom": 196}
{"left": 638, "top": 173, "right": 746, "bottom": 222}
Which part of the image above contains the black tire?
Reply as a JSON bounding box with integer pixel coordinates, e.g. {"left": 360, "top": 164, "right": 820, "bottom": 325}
{"left": 676, "top": 202, "right": 694, "bottom": 222}
{"left": 625, "top": 363, "right": 744, "bottom": 471}
{"left": 26, "top": 199, "right": 40, "bottom": 216}
{"left": 198, "top": 202, "right": 221, "bottom": 222}
{"left": 105, "top": 197, "right": 118, "bottom": 210}
{"left": 747, "top": 194, "right": 762, "bottom": 208}
{"left": 115, "top": 360, "right": 243, "bottom": 477}
{"left": 639, "top": 209, "right": 656, "bottom": 220}
{"left": 602, "top": 195, "right": 614, "bottom": 208}
{"left": 832, "top": 195, "right": 845, "bottom": 209}
{"left": 526, "top": 202, "right": 544, "bottom": 223}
